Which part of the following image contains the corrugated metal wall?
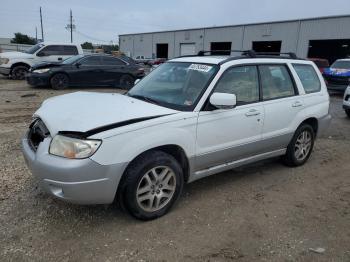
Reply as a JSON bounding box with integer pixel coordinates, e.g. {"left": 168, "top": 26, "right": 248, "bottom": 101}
{"left": 119, "top": 15, "right": 350, "bottom": 59}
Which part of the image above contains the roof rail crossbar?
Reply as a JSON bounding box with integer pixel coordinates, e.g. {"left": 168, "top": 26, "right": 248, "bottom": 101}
{"left": 253, "top": 52, "right": 298, "bottom": 59}
{"left": 197, "top": 50, "right": 257, "bottom": 57}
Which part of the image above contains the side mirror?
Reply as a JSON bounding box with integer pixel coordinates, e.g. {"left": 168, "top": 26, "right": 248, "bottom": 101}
{"left": 75, "top": 62, "right": 81, "bottom": 68}
{"left": 134, "top": 79, "right": 141, "bottom": 85}
{"left": 209, "top": 92, "right": 237, "bottom": 109}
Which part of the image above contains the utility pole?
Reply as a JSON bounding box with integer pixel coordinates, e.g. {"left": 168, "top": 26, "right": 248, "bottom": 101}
{"left": 66, "top": 10, "right": 75, "bottom": 43}
{"left": 70, "top": 9, "right": 73, "bottom": 43}
{"left": 40, "top": 7, "right": 44, "bottom": 41}
{"left": 35, "top": 26, "right": 38, "bottom": 42}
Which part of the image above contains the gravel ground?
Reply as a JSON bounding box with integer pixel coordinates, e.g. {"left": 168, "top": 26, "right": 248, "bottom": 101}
{"left": 0, "top": 76, "right": 349, "bottom": 262}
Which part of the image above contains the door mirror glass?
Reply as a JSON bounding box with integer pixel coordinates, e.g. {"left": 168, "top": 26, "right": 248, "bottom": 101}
{"left": 210, "top": 92, "right": 237, "bottom": 109}
{"left": 134, "top": 79, "right": 141, "bottom": 85}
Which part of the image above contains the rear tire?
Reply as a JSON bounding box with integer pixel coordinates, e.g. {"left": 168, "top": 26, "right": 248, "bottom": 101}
{"left": 50, "top": 73, "right": 69, "bottom": 90}
{"left": 283, "top": 124, "right": 315, "bottom": 167}
{"left": 345, "top": 109, "right": 350, "bottom": 118}
{"left": 11, "top": 65, "right": 28, "bottom": 80}
{"left": 120, "top": 151, "right": 184, "bottom": 220}
{"left": 119, "top": 74, "right": 134, "bottom": 90}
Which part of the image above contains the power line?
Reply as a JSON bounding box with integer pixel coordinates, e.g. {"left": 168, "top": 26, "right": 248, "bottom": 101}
{"left": 75, "top": 30, "right": 112, "bottom": 43}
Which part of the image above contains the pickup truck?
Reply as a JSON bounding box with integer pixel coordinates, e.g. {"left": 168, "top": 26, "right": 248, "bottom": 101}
{"left": 0, "top": 42, "right": 83, "bottom": 80}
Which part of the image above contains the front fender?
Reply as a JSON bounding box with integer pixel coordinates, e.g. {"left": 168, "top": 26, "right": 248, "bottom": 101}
{"left": 90, "top": 120, "right": 197, "bottom": 166}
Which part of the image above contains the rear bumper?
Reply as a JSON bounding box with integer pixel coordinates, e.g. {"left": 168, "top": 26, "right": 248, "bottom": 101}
{"left": 317, "top": 114, "right": 332, "bottom": 136}
{"left": 22, "top": 135, "right": 128, "bottom": 205}
{"left": 0, "top": 66, "right": 10, "bottom": 76}
{"left": 26, "top": 73, "right": 50, "bottom": 86}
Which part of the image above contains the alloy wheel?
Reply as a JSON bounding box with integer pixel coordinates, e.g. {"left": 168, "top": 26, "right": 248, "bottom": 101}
{"left": 136, "top": 166, "right": 176, "bottom": 212}
{"left": 294, "top": 130, "right": 312, "bottom": 161}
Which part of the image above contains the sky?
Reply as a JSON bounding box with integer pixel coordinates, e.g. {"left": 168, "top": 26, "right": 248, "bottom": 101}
{"left": 0, "top": 0, "right": 350, "bottom": 45}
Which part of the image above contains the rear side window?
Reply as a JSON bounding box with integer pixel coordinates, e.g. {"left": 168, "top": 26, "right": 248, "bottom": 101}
{"left": 259, "top": 65, "right": 296, "bottom": 100}
{"left": 101, "top": 56, "right": 125, "bottom": 65}
{"left": 214, "top": 66, "right": 259, "bottom": 105}
{"left": 293, "top": 64, "right": 321, "bottom": 94}
{"left": 63, "top": 46, "right": 78, "bottom": 55}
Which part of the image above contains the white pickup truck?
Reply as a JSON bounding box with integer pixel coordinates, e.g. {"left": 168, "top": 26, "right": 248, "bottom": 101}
{"left": 0, "top": 42, "right": 83, "bottom": 80}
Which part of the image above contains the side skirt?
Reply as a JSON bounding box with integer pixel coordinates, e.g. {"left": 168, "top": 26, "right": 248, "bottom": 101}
{"left": 188, "top": 149, "right": 286, "bottom": 183}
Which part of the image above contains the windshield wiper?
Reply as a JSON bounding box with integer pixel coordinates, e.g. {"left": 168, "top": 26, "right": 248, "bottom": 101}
{"left": 128, "top": 94, "right": 160, "bottom": 105}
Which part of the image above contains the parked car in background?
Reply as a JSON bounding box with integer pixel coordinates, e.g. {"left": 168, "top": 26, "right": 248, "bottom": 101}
{"left": 26, "top": 54, "right": 145, "bottom": 89}
{"left": 134, "top": 55, "right": 152, "bottom": 65}
{"left": 149, "top": 58, "right": 167, "bottom": 66}
{"left": 308, "top": 58, "right": 329, "bottom": 73}
{"left": 343, "top": 86, "right": 350, "bottom": 118}
{"left": 22, "top": 51, "right": 331, "bottom": 220}
{"left": 323, "top": 59, "right": 350, "bottom": 92}
{"left": 0, "top": 42, "right": 83, "bottom": 80}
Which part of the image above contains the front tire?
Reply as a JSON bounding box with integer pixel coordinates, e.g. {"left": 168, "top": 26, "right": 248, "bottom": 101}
{"left": 345, "top": 109, "right": 350, "bottom": 118}
{"left": 11, "top": 65, "right": 28, "bottom": 80}
{"left": 283, "top": 124, "right": 315, "bottom": 167}
{"left": 121, "top": 151, "right": 184, "bottom": 220}
{"left": 50, "top": 73, "right": 69, "bottom": 90}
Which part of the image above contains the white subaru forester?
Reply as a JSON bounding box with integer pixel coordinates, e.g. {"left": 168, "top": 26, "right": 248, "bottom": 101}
{"left": 22, "top": 51, "right": 331, "bottom": 220}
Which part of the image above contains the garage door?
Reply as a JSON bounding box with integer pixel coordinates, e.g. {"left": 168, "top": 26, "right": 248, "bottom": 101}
{"left": 180, "top": 43, "right": 196, "bottom": 56}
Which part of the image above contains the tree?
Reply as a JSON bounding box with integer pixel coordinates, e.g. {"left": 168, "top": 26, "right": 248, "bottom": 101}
{"left": 11, "top": 33, "right": 36, "bottom": 45}
{"left": 81, "top": 42, "right": 93, "bottom": 49}
{"left": 97, "top": 44, "right": 119, "bottom": 54}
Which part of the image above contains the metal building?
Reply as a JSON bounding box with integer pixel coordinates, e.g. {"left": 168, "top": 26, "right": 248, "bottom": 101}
{"left": 119, "top": 15, "right": 350, "bottom": 64}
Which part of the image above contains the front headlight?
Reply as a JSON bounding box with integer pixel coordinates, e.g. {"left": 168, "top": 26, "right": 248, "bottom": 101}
{"left": 0, "top": 58, "right": 9, "bottom": 64}
{"left": 33, "top": 68, "right": 50, "bottom": 74}
{"left": 49, "top": 135, "right": 102, "bottom": 159}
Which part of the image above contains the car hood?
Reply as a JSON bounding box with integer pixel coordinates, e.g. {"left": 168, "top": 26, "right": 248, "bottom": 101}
{"left": 34, "top": 92, "right": 178, "bottom": 137}
{"left": 31, "top": 62, "right": 62, "bottom": 70}
{"left": 0, "top": 51, "right": 33, "bottom": 59}
{"left": 324, "top": 67, "right": 350, "bottom": 77}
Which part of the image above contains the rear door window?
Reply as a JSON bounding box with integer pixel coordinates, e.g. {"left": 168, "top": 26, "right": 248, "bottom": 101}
{"left": 80, "top": 56, "right": 102, "bottom": 66}
{"left": 293, "top": 64, "right": 321, "bottom": 93}
{"left": 259, "top": 65, "right": 296, "bottom": 100}
{"left": 101, "top": 56, "right": 126, "bottom": 66}
{"left": 63, "top": 46, "right": 78, "bottom": 55}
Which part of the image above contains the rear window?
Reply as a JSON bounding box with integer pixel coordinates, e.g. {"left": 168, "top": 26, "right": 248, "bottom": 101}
{"left": 293, "top": 64, "right": 321, "bottom": 94}
{"left": 63, "top": 46, "right": 78, "bottom": 55}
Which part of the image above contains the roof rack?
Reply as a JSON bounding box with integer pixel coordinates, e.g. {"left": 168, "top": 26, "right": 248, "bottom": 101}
{"left": 197, "top": 50, "right": 257, "bottom": 57}
{"left": 196, "top": 50, "right": 298, "bottom": 59}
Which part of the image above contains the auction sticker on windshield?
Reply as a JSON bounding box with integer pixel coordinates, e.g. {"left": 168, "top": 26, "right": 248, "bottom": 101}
{"left": 189, "top": 64, "right": 213, "bottom": 72}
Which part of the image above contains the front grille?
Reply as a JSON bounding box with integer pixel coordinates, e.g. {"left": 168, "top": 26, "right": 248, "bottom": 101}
{"left": 28, "top": 119, "right": 50, "bottom": 151}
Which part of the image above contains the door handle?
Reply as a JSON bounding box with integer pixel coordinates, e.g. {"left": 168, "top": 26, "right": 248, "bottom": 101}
{"left": 58, "top": 57, "right": 63, "bottom": 61}
{"left": 292, "top": 101, "right": 303, "bottom": 107}
{"left": 245, "top": 109, "right": 261, "bottom": 117}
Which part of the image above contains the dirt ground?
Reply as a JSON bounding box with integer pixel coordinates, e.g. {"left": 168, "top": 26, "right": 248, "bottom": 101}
{"left": 0, "top": 75, "right": 349, "bottom": 262}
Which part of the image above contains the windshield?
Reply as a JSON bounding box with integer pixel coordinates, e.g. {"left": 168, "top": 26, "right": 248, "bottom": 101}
{"left": 62, "top": 54, "right": 84, "bottom": 64}
{"left": 331, "top": 61, "right": 350, "bottom": 69}
{"left": 24, "top": 43, "right": 44, "bottom": 54}
{"left": 128, "top": 62, "right": 218, "bottom": 111}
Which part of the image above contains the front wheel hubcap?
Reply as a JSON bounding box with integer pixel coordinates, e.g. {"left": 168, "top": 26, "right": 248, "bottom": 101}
{"left": 294, "top": 131, "right": 312, "bottom": 161}
{"left": 136, "top": 166, "right": 176, "bottom": 212}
